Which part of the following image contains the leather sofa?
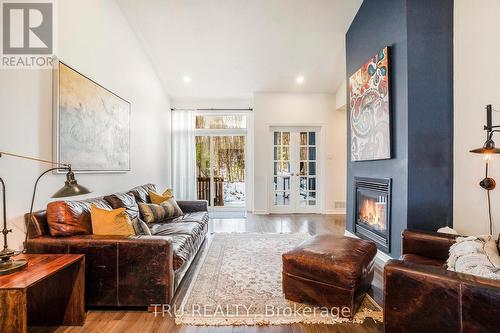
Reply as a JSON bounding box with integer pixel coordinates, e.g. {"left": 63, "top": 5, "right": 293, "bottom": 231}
{"left": 24, "top": 184, "right": 209, "bottom": 308}
{"left": 384, "top": 230, "right": 500, "bottom": 332}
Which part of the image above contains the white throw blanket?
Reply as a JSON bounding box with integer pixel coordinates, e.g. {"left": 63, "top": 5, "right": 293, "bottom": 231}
{"left": 447, "top": 235, "right": 500, "bottom": 280}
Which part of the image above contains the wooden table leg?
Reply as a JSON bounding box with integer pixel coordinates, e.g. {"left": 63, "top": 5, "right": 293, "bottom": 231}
{"left": 27, "top": 257, "right": 86, "bottom": 327}
{"left": 0, "top": 289, "right": 27, "bottom": 333}
{"left": 63, "top": 256, "right": 85, "bottom": 325}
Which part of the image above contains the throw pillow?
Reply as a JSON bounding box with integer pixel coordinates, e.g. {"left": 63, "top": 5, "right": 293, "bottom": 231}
{"left": 447, "top": 235, "right": 500, "bottom": 280}
{"left": 131, "top": 218, "right": 152, "bottom": 236}
{"left": 149, "top": 189, "right": 174, "bottom": 204}
{"left": 90, "top": 205, "right": 135, "bottom": 236}
{"left": 138, "top": 198, "right": 184, "bottom": 223}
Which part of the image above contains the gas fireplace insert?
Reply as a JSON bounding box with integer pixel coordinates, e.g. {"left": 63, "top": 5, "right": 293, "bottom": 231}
{"left": 354, "top": 177, "right": 391, "bottom": 253}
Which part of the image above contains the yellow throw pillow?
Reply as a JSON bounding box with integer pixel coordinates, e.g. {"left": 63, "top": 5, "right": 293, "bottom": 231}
{"left": 149, "top": 188, "right": 174, "bottom": 204}
{"left": 90, "top": 205, "right": 135, "bottom": 236}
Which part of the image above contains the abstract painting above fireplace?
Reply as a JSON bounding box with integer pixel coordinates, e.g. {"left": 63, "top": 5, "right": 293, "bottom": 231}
{"left": 349, "top": 47, "right": 391, "bottom": 162}
{"left": 354, "top": 177, "right": 391, "bottom": 253}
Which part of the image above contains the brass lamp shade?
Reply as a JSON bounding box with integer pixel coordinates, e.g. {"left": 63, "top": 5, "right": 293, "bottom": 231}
{"left": 470, "top": 139, "right": 500, "bottom": 154}
{"left": 51, "top": 170, "right": 91, "bottom": 198}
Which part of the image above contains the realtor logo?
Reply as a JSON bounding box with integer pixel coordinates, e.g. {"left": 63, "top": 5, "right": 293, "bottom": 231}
{"left": 1, "top": 0, "right": 56, "bottom": 68}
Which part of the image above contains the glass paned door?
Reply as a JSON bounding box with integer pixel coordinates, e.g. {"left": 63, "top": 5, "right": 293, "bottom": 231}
{"left": 273, "top": 132, "right": 291, "bottom": 206}
{"left": 213, "top": 136, "right": 246, "bottom": 207}
{"left": 271, "top": 128, "right": 320, "bottom": 213}
{"left": 299, "top": 131, "right": 317, "bottom": 207}
{"left": 195, "top": 135, "right": 246, "bottom": 209}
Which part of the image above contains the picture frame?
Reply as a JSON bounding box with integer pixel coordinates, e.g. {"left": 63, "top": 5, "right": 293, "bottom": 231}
{"left": 52, "top": 60, "right": 131, "bottom": 173}
{"left": 349, "top": 46, "right": 391, "bottom": 162}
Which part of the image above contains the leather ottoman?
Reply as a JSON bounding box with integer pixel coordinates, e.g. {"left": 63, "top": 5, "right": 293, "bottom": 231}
{"left": 282, "top": 234, "right": 377, "bottom": 318}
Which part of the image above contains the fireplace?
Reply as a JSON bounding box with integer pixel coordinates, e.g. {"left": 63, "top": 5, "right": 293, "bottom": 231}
{"left": 354, "top": 177, "right": 391, "bottom": 253}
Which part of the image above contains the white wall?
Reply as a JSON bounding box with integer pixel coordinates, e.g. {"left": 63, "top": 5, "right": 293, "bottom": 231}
{"left": 253, "top": 93, "right": 346, "bottom": 213}
{"left": 454, "top": 0, "right": 500, "bottom": 235}
{"left": 0, "top": 0, "right": 171, "bottom": 250}
{"left": 171, "top": 98, "right": 253, "bottom": 110}
{"left": 335, "top": 81, "right": 347, "bottom": 110}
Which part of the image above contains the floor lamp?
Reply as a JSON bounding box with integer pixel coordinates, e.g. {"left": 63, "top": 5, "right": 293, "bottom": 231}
{"left": 0, "top": 152, "right": 91, "bottom": 275}
{"left": 470, "top": 104, "right": 500, "bottom": 235}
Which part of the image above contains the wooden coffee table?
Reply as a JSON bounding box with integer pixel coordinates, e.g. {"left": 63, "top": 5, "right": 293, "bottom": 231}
{"left": 0, "top": 254, "right": 85, "bottom": 333}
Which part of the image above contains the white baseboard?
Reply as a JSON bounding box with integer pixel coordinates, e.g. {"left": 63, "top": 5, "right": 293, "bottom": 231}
{"left": 323, "top": 209, "right": 346, "bottom": 215}
{"left": 252, "top": 210, "right": 269, "bottom": 215}
{"left": 344, "top": 230, "right": 392, "bottom": 266}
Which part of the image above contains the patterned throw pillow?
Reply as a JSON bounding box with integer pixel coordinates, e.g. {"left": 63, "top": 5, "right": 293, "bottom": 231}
{"left": 138, "top": 198, "right": 184, "bottom": 223}
{"left": 149, "top": 189, "right": 174, "bottom": 204}
{"left": 131, "top": 218, "right": 152, "bottom": 235}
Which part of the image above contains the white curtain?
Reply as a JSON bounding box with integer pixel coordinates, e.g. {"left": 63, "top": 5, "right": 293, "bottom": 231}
{"left": 172, "top": 110, "right": 197, "bottom": 200}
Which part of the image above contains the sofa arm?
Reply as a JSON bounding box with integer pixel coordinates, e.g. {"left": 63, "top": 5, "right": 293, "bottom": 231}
{"left": 384, "top": 259, "right": 500, "bottom": 332}
{"left": 26, "top": 235, "right": 174, "bottom": 307}
{"left": 402, "top": 229, "right": 458, "bottom": 261}
{"left": 177, "top": 200, "right": 208, "bottom": 213}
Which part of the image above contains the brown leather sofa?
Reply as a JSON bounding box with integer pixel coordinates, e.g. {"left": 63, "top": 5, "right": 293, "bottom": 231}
{"left": 384, "top": 230, "right": 500, "bottom": 332}
{"left": 25, "top": 184, "right": 209, "bottom": 308}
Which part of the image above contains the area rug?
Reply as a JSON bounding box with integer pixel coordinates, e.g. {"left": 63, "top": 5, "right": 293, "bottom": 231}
{"left": 175, "top": 233, "right": 383, "bottom": 326}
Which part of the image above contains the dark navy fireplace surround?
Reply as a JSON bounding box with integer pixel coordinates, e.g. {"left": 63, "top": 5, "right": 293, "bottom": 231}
{"left": 346, "top": 0, "right": 454, "bottom": 258}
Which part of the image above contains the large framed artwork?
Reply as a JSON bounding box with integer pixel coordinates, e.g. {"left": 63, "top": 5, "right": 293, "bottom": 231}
{"left": 349, "top": 47, "right": 391, "bottom": 161}
{"left": 53, "top": 61, "right": 131, "bottom": 172}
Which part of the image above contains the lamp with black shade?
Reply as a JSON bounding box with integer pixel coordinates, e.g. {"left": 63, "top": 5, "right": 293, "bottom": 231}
{"left": 0, "top": 152, "right": 91, "bottom": 275}
{"left": 470, "top": 104, "right": 500, "bottom": 235}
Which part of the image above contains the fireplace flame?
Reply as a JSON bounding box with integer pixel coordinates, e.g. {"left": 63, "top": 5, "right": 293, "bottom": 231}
{"left": 359, "top": 198, "right": 386, "bottom": 230}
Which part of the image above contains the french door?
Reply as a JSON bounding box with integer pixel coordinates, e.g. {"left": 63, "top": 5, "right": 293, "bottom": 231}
{"left": 271, "top": 127, "right": 320, "bottom": 213}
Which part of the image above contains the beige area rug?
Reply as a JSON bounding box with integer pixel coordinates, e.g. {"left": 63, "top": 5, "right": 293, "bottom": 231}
{"left": 175, "top": 233, "right": 383, "bottom": 326}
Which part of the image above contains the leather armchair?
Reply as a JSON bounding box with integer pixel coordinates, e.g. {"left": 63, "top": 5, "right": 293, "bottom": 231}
{"left": 384, "top": 230, "right": 500, "bottom": 332}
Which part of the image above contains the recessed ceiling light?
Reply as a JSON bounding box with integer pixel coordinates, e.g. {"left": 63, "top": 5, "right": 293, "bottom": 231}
{"left": 296, "top": 76, "right": 305, "bottom": 84}
{"left": 182, "top": 75, "right": 191, "bottom": 84}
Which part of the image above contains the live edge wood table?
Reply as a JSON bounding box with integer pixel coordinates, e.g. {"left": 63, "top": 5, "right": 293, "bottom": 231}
{"left": 0, "top": 254, "right": 85, "bottom": 333}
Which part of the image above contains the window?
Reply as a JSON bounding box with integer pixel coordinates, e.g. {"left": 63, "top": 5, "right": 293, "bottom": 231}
{"left": 194, "top": 113, "right": 248, "bottom": 209}
{"left": 195, "top": 115, "right": 247, "bottom": 129}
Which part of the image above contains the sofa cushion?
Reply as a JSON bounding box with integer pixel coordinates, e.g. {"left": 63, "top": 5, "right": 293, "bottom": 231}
{"left": 150, "top": 221, "right": 205, "bottom": 238}
{"left": 173, "top": 212, "right": 209, "bottom": 226}
{"left": 402, "top": 254, "right": 445, "bottom": 267}
{"left": 47, "top": 198, "right": 112, "bottom": 236}
{"left": 127, "top": 184, "right": 156, "bottom": 203}
{"left": 168, "top": 234, "right": 197, "bottom": 270}
{"left": 104, "top": 192, "right": 140, "bottom": 220}
{"left": 151, "top": 221, "right": 206, "bottom": 270}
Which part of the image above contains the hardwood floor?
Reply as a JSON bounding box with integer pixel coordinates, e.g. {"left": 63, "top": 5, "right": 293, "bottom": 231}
{"left": 32, "top": 213, "right": 384, "bottom": 333}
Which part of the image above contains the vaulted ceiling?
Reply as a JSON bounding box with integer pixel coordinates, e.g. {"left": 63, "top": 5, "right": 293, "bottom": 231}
{"left": 117, "top": 0, "right": 362, "bottom": 99}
